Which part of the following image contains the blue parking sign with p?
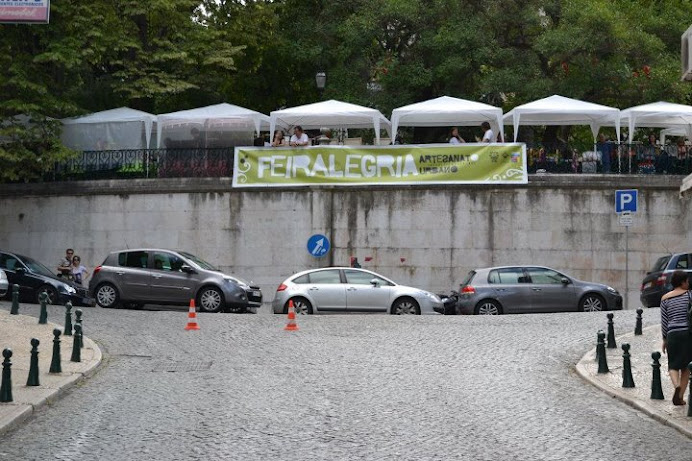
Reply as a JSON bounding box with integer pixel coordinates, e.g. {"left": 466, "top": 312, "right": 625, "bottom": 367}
{"left": 615, "top": 189, "right": 637, "bottom": 213}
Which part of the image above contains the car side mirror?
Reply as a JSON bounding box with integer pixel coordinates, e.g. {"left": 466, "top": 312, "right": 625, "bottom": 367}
{"left": 181, "top": 265, "right": 196, "bottom": 274}
{"left": 370, "top": 278, "right": 381, "bottom": 287}
{"left": 561, "top": 277, "right": 570, "bottom": 285}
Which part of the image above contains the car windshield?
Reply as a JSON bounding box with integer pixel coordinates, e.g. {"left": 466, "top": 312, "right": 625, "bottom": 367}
{"left": 651, "top": 256, "right": 671, "bottom": 273}
{"left": 22, "top": 256, "right": 57, "bottom": 278}
{"left": 178, "top": 251, "right": 218, "bottom": 271}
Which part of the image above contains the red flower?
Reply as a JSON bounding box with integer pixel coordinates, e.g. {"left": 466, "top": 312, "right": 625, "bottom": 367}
{"left": 643, "top": 65, "right": 651, "bottom": 77}
{"left": 561, "top": 61, "right": 569, "bottom": 73}
{"left": 633, "top": 71, "right": 639, "bottom": 78}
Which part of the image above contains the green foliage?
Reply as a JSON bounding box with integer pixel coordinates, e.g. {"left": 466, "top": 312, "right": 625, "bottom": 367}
{"left": 1, "top": 0, "right": 692, "bottom": 181}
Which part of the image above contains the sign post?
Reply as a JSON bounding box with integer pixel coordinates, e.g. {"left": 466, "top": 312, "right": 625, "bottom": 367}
{"left": 615, "top": 190, "right": 638, "bottom": 310}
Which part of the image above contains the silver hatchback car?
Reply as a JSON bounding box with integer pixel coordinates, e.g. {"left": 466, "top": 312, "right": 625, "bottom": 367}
{"left": 272, "top": 267, "right": 442, "bottom": 315}
{"left": 89, "top": 249, "right": 262, "bottom": 313}
{"left": 456, "top": 266, "right": 623, "bottom": 315}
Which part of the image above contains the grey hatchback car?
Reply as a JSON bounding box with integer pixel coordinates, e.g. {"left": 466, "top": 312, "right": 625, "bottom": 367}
{"left": 456, "top": 266, "right": 622, "bottom": 315}
{"left": 89, "top": 249, "right": 262, "bottom": 313}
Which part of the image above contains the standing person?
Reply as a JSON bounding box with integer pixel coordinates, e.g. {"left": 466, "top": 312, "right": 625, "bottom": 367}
{"left": 70, "top": 255, "right": 90, "bottom": 287}
{"left": 596, "top": 133, "right": 612, "bottom": 173}
{"left": 660, "top": 270, "right": 692, "bottom": 405}
{"left": 289, "top": 126, "right": 309, "bottom": 147}
{"left": 480, "top": 122, "right": 494, "bottom": 143}
{"left": 448, "top": 127, "right": 465, "bottom": 144}
{"left": 57, "top": 248, "right": 74, "bottom": 280}
{"left": 271, "top": 130, "right": 286, "bottom": 147}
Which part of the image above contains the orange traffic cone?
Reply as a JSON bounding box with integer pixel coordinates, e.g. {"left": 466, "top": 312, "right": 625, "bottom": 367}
{"left": 284, "top": 300, "right": 299, "bottom": 331}
{"left": 185, "top": 299, "right": 200, "bottom": 331}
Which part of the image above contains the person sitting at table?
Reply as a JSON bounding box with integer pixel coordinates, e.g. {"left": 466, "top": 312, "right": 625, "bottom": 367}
{"left": 271, "top": 130, "right": 286, "bottom": 147}
{"left": 289, "top": 126, "right": 310, "bottom": 147}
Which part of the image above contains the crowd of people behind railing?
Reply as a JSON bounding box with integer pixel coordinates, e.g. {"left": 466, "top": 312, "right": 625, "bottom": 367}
{"left": 525, "top": 135, "right": 691, "bottom": 175}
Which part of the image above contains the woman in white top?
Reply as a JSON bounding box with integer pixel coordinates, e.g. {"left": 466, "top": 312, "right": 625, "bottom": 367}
{"left": 481, "top": 122, "right": 494, "bottom": 143}
{"left": 449, "top": 127, "right": 465, "bottom": 144}
{"left": 70, "top": 255, "right": 90, "bottom": 287}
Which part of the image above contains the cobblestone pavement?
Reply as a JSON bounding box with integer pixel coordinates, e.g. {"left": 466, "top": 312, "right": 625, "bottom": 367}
{"left": 1, "top": 302, "right": 690, "bottom": 460}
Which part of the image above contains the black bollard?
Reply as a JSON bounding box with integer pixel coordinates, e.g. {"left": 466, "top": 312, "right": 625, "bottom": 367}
{"left": 75, "top": 309, "right": 83, "bottom": 349}
{"left": 595, "top": 330, "right": 602, "bottom": 363}
{"left": 10, "top": 284, "right": 19, "bottom": 315}
{"left": 70, "top": 324, "right": 82, "bottom": 363}
{"left": 38, "top": 292, "right": 48, "bottom": 324}
{"left": 634, "top": 308, "right": 643, "bottom": 336}
{"left": 0, "top": 348, "right": 13, "bottom": 402}
{"left": 650, "top": 352, "right": 664, "bottom": 399}
{"left": 64, "top": 301, "right": 73, "bottom": 336}
{"left": 688, "top": 363, "right": 692, "bottom": 417}
{"left": 597, "top": 331, "right": 609, "bottom": 374}
{"left": 622, "top": 343, "right": 635, "bottom": 388}
{"left": 49, "top": 328, "right": 62, "bottom": 373}
{"left": 606, "top": 313, "right": 617, "bottom": 349}
{"left": 26, "top": 338, "right": 40, "bottom": 386}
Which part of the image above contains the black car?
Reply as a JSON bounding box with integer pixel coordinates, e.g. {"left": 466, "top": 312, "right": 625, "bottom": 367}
{"left": 0, "top": 250, "right": 94, "bottom": 306}
{"left": 640, "top": 252, "right": 692, "bottom": 308}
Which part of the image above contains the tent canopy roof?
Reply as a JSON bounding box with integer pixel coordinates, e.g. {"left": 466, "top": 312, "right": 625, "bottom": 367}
{"left": 390, "top": 96, "right": 503, "bottom": 139}
{"left": 157, "top": 103, "right": 269, "bottom": 125}
{"left": 502, "top": 95, "right": 620, "bottom": 141}
{"left": 620, "top": 101, "right": 692, "bottom": 128}
{"left": 61, "top": 107, "right": 156, "bottom": 125}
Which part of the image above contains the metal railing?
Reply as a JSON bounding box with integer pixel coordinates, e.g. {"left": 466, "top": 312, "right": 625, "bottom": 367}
{"left": 526, "top": 142, "right": 692, "bottom": 175}
{"left": 39, "top": 143, "right": 692, "bottom": 182}
{"left": 49, "top": 148, "right": 234, "bottom": 181}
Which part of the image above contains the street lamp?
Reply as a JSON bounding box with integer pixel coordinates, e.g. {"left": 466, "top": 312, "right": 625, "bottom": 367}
{"left": 315, "top": 71, "right": 326, "bottom": 98}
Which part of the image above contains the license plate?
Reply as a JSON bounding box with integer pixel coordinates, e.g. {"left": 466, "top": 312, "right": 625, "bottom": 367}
{"left": 253, "top": 291, "right": 261, "bottom": 297}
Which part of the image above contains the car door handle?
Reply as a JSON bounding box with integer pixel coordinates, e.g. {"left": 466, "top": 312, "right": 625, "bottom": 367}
{"left": 496, "top": 288, "right": 506, "bottom": 292}
{"left": 532, "top": 287, "right": 542, "bottom": 291}
{"left": 308, "top": 287, "right": 319, "bottom": 291}
{"left": 153, "top": 274, "right": 162, "bottom": 279}
{"left": 347, "top": 287, "right": 357, "bottom": 291}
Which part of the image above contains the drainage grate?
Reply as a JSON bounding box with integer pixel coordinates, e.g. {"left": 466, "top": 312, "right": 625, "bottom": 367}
{"left": 150, "top": 361, "right": 213, "bottom": 373}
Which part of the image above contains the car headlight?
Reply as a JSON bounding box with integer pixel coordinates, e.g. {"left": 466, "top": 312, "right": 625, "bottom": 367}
{"left": 418, "top": 291, "right": 441, "bottom": 302}
{"left": 66, "top": 286, "right": 76, "bottom": 294}
{"left": 606, "top": 286, "right": 617, "bottom": 294}
{"left": 224, "top": 277, "right": 249, "bottom": 290}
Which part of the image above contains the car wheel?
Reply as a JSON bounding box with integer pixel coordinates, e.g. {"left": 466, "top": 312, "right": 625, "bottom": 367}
{"left": 198, "top": 286, "right": 223, "bottom": 313}
{"left": 37, "top": 285, "right": 58, "bottom": 305}
{"left": 579, "top": 294, "right": 605, "bottom": 312}
{"left": 474, "top": 299, "right": 502, "bottom": 315}
{"left": 391, "top": 297, "right": 420, "bottom": 315}
{"left": 286, "top": 297, "right": 312, "bottom": 315}
{"left": 95, "top": 283, "right": 119, "bottom": 308}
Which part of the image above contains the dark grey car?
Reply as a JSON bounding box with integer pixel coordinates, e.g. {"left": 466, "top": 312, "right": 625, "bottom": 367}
{"left": 88, "top": 249, "right": 262, "bottom": 313}
{"left": 456, "top": 266, "right": 623, "bottom": 315}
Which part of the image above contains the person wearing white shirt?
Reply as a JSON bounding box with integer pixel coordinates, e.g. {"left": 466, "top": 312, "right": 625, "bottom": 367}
{"left": 481, "top": 122, "right": 494, "bottom": 143}
{"left": 449, "top": 127, "right": 465, "bottom": 144}
{"left": 289, "top": 126, "right": 310, "bottom": 147}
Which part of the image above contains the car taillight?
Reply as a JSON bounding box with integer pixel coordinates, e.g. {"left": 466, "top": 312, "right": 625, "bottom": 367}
{"left": 654, "top": 274, "right": 667, "bottom": 286}
{"left": 461, "top": 285, "right": 475, "bottom": 294}
{"left": 93, "top": 266, "right": 102, "bottom": 274}
{"left": 276, "top": 283, "right": 287, "bottom": 292}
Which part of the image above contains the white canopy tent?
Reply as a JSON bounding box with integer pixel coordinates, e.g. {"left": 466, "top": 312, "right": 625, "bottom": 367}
{"left": 61, "top": 107, "right": 156, "bottom": 150}
{"left": 620, "top": 101, "right": 692, "bottom": 141}
{"left": 156, "top": 103, "right": 271, "bottom": 149}
{"left": 269, "top": 99, "right": 391, "bottom": 145}
{"left": 502, "top": 95, "right": 621, "bottom": 142}
{"left": 390, "top": 96, "right": 504, "bottom": 141}
{"left": 660, "top": 127, "right": 689, "bottom": 145}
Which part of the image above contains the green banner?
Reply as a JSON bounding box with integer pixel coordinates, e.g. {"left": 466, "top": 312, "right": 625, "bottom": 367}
{"left": 232, "top": 144, "right": 527, "bottom": 187}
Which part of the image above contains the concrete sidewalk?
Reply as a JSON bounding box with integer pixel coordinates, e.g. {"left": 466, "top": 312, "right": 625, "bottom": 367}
{"left": 0, "top": 309, "right": 102, "bottom": 435}
{"left": 576, "top": 324, "right": 692, "bottom": 438}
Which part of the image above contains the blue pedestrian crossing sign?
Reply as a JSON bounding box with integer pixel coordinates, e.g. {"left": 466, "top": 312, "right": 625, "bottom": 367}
{"left": 615, "top": 189, "right": 637, "bottom": 213}
{"left": 307, "top": 234, "right": 330, "bottom": 257}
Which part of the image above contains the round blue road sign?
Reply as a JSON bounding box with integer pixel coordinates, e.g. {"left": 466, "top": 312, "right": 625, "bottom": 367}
{"left": 307, "top": 234, "right": 330, "bottom": 258}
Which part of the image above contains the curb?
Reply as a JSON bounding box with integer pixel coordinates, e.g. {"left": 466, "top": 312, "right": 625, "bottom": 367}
{"left": 0, "top": 320, "right": 103, "bottom": 436}
{"left": 575, "top": 324, "right": 692, "bottom": 439}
